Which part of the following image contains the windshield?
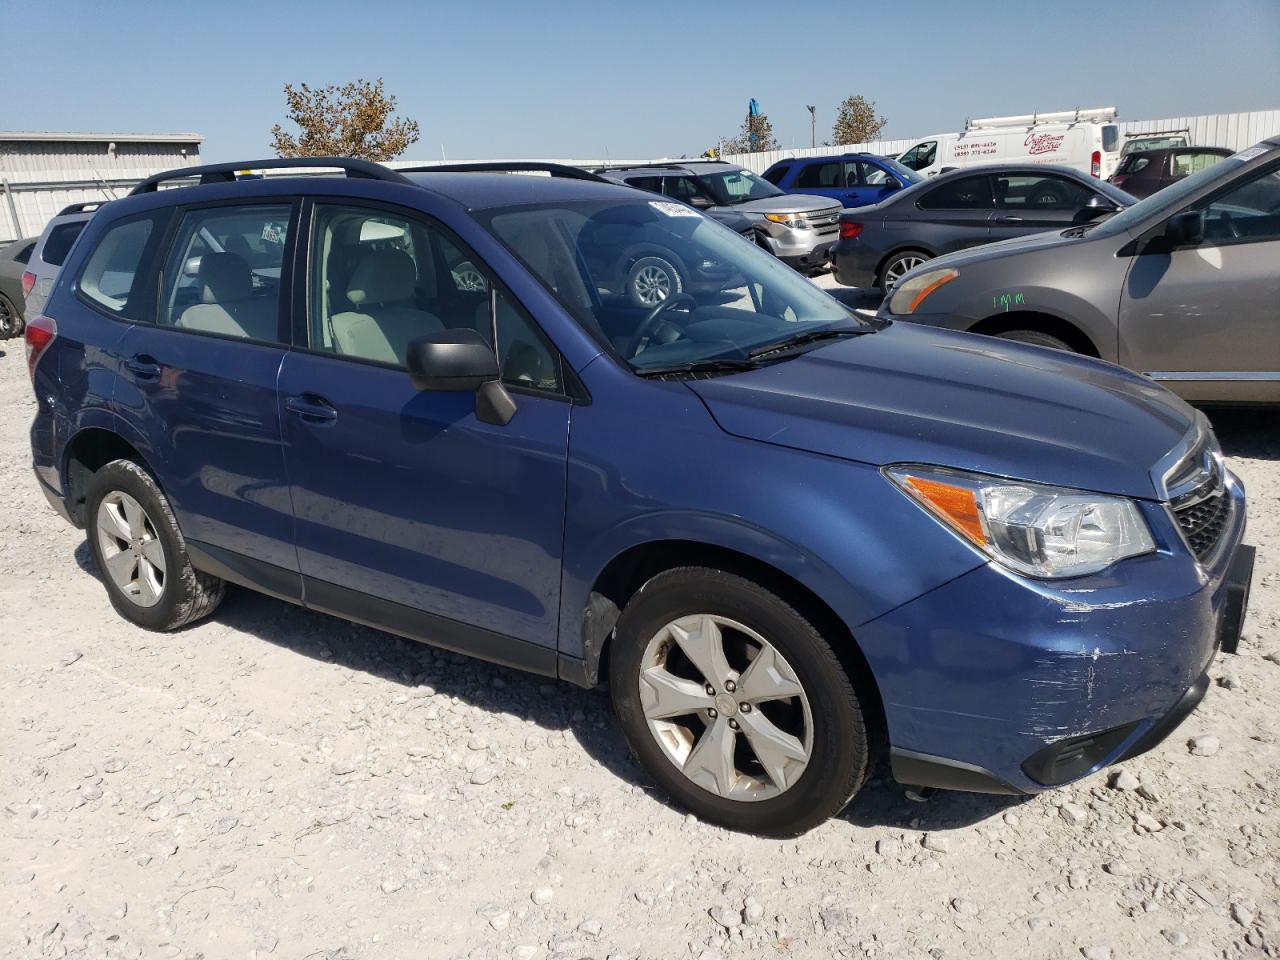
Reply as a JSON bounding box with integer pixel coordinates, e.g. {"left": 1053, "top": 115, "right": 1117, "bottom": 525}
{"left": 696, "top": 168, "right": 786, "bottom": 205}
{"left": 869, "top": 157, "right": 924, "bottom": 186}
{"left": 481, "top": 199, "right": 866, "bottom": 374}
{"left": 1091, "top": 153, "right": 1249, "bottom": 238}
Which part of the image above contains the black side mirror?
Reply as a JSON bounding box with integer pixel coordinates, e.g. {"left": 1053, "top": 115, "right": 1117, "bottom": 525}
{"left": 879, "top": 179, "right": 900, "bottom": 192}
{"left": 406, "top": 328, "right": 516, "bottom": 426}
{"left": 1165, "top": 209, "right": 1205, "bottom": 246}
{"left": 686, "top": 195, "right": 713, "bottom": 209}
{"left": 1072, "top": 194, "right": 1122, "bottom": 225}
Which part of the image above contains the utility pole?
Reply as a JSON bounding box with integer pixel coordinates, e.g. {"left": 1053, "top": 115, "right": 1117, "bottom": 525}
{"left": 806, "top": 105, "right": 816, "bottom": 148}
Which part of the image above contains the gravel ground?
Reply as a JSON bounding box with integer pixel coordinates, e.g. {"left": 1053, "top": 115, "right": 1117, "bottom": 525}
{"left": 2, "top": 331, "right": 1278, "bottom": 960}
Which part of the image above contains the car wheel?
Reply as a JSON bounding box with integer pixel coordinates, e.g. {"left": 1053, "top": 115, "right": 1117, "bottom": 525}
{"left": 609, "top": 567, "right": 870, "bottom": 837}
{"left": 86, "top": 459, "right": 225, "bottom": 631}
{"left": 995, "top": 329, "right": 1075, "bottom": 352}
{"left": 0, "top": 293, "right": 21, "bottom": 340}
{"left": 880, "top": 251, "right": 931, "bottom": 293}
{"left": 626, "top": 256, "right": 683, "bottom": 309}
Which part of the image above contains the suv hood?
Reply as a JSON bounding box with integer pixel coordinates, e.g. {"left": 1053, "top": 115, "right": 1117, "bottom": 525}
{"left": 726, "top": 194, "right": 842, "bottom": 215}
{"left": 688, "top": 322, "right": 1195, "bottom": 500}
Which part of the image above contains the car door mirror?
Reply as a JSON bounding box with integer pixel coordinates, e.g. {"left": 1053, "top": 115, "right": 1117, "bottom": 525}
{"left": 686, "top": 195, "right": 712, "bottom": 209}
{"left": 1072, "top": 194, "right": 1122, "bottom": 225}
{"left": 406, "top": 328, "right": 516, "bottom": 426}
{"left": 879, "top": 178, "right": 901, "bottom": 193}
{"left": 1165, "top": 209, "right": 1205, "bottom": 246}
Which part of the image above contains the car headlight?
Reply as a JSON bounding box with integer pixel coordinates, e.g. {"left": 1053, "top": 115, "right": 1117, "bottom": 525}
{"left": 764, "top": 212, "right": 807, "bottom": 229}
{"left": 886, "top": 465, "right": 1155, "bottom": 578}
{"left": 887, "top": 267, "right": 957, "bottom": 314}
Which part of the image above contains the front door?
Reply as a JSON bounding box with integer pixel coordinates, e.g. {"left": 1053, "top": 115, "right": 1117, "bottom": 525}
{"left": 990, "top": 172, "right": 1100, "bottom": 239}
{"left": 278, "top": 200, "right": 572, "bottom": 658}
{"left": 1119, "top": 159, "right": 1280, "bottom": 403}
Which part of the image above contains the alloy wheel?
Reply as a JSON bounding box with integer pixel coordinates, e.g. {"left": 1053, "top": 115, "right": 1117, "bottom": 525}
{"left": 95, "top": 491, "right": 166, "bottom": 608}
{"left": 633, "top": 265, "right": 672, "bottom": 307}
{"left": 638, "top": 614, "right": 813, "bottom": 801}
{"left": 885, "top": 255, "right": 926, "bottom": 284}
{"left": 0, "top": 298, "right": 13, "bottom": 338}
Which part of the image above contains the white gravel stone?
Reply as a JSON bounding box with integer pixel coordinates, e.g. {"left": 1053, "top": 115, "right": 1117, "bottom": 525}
{"left": 921, "top": 833, "right": 950, "bottom": 853}
{"left": 1081, "top": 947, "right": 1111, "bottom": 960}
{"left": 531, "top": 886, "right": 554, "bottom": 905}
{"left": 1188, "top": 735, "right": 1220, "bottom": 757}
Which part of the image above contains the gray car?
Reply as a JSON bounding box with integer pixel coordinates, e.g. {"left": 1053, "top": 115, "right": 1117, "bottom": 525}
{"left": 830, "top": 164, "right": 1135, "bottom": 293}
{"left": 595, "top": 161, "right": 842, "bottom": 271}
{"left": 0, "top": 236, "right": 36, "bottom": 338}
{"left": 878, "top": 137, "right": 1280, "bottom": 404}
{"left": 23, "top": 202, "right": 104, "bottom": 318}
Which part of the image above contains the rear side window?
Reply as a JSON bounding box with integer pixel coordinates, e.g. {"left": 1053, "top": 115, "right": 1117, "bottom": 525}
{"left": 1117, "top": 156, "right": 1150, "bottom": 175}
{"left": 14, "top": 241, "right": 35, "bottom": 264}
{"left": 77, "top": 216, "right": 159, "bottom": 319}
{"left": 41, "top": 221, "right": 88, "bottom": 267}
{"left": 994, "top": 174, "right": 1094, "bottom": 211}
{"left": 1171, "top": 151, "right": 1224, "bottom": 179}
{"left": 625, "top": 176, "right": 662, "bottom": 193}
{"left": 918, "top": 175, "right": 993, "bottom": 210}
{"left": 762, "top": 165, "right": 790, "bottom": 185}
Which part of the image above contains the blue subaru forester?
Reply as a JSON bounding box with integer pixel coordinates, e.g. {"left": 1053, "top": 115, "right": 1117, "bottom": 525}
{"left": 27, "top": 157, "right": 1253, "bottom": 836}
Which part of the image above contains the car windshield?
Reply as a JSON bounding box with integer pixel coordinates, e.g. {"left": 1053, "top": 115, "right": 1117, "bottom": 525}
{"left": 1090, "top": 152, "right": 1252, "bottom": 238}
{"left": 868, "top": 158, "right": 924, "bottom": 186}
{"left": 481, "top": 199, "right": 867, "bottom": 375}
{"left": 696, "top": 168, "right": 786, "bottom": 205}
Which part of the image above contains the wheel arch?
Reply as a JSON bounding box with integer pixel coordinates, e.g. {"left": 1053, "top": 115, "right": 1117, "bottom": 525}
{"left": 874, "top": 245, "right": 935, "bottom": 287}
{"left": 572, "top": 538, "right": 887, "bottom": 754}
{"left": 60, "top": 426, "right": 157, "bottom": 528}
{"left": 968, "top": 310, "right": 1100, "bottom": 357}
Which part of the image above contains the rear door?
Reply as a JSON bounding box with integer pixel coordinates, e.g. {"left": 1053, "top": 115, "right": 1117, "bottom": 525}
{"left": 908, "top": 174, "right": 994, "bottom": 252}
{"left": 791, "top": 161, "right": 850, "bottom": 205}
{"left": 991, "top": 171, "right": 1099, "bottom": 238}
{"left": 112, "top": 199, "right": 300, "bottom": 588}
{"left": 277, "top": 198, "right": 572, "bottom": 656}
{"left": 1119, "top": 159, "right": 1280, "bottom": 402}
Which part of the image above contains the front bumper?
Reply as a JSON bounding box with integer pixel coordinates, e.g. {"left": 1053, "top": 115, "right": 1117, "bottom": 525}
{"left": 860, "top": 475, "right": 1250, "bottom": 795}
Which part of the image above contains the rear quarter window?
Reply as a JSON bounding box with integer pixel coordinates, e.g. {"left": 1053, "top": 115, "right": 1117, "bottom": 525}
{"left": 77, "top": 214, "right": 164, "bottom": 320}
{"left": 40, "top": 221, "right": 88, "bottom": 267}
{"left": 762, "top": 165, "right": 790, "bottom": 185}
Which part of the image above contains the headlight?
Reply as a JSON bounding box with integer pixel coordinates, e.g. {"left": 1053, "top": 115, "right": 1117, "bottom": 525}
{"left": 887, "top": 267, "right": 957, "bottom": 315}
{"left": 764, "top": 212, "right": 807, "bottom": 228}
{"left": 886, "top": 465, "right": 1155, "bottom": 578}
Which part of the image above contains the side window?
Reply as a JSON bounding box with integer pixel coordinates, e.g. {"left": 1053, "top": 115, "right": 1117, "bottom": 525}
{"left": 1171, "top": 151, "right": 1223, "bottom": 179}
{"left": 762, "top": 165, "right": 789, "bottom": 185}
{"left": 857, "top": 161, "right": 888, "bottom": 186}
{"left": 1195, "top": 163, "right": 1280, "bottom": 246}
{"left": 918, "top": 175, "right": 993, "bottom": 210}
{"left": 899, "top": 141, "right": 937, "bottom": 171}
{"left": 77, "top": 216, "right": 158, "bottom": 319}
{"left": 796, "top": 162, "right": 844, "bottom": 188}
{"left": 663, "top": 176, "right": 712, "bottom": 204}
{"left": 14, "top": 241, "right": 35, "bottom": 265}
{"left": 626, "top": 176, "right": 662, "bottom": 193}
{"left": 159, "top": 204, "right": 291, "bottom": 342}
{"left": 41, "top": 221, "right": 88, "bottom": 267}
{"left": 993, "top": 174, "right": 1093, "bottom": 211}
{"left": 310, "top": 204, "right": 563, "bottom": 393}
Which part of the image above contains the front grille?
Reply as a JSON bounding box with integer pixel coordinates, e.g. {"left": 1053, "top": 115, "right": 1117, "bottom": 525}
{"left": 803, "top": 207, "right": 842, "bottom": 235}
{"left": 1172, "top": 469, "right": 1231, "bottom": 562}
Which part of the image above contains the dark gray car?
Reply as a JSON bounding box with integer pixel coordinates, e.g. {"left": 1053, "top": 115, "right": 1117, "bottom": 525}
{"left": 0, "top": 236, "right": 37, "bottom": 338}
{"left": 831, "top": 164, "right": 1135, "bottom": 292}
{"left": 878, "top": 137, "right": 1280, "bottom": 404}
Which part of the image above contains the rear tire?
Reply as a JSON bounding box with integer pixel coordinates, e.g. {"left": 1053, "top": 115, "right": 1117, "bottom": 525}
{"left": 0, "top": 293, "right": 21, "bottom": 339}
{"left": 609, "top": 567, "right": 869, "bottom": 837}
{"left": 626, "top": 256, "right": 683, "bottom": 309}
{"left": 995, "top": 329, "right": 1074, "bottom": 352}
{"left": 85, "top": 460, "right": 225, "bottom": 631}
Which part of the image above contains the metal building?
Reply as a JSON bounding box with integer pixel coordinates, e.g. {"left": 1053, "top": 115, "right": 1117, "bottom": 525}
{"left": 0, "top": 132, "right": 202, "bottom": 243}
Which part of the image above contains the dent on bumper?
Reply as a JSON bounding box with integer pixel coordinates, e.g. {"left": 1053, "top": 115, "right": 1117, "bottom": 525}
{"left": 861, "top": 483, "right": 1248, "bottom": 794}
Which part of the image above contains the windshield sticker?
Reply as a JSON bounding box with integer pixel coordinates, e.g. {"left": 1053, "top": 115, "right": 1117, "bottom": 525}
{"left": 1229, "top": 145, "right": 1266, "bottom": 162}
{"left": 993, "top": 292, "right": 1026, "bottom": 312}
{"left": 649, "top": 201, "right": 702, "bottom": 218}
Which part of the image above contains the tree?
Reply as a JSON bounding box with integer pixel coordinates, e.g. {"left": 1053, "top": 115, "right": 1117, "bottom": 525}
{"left": 271, "top": 79, "right": 420, "bottom": 161}
{"left": 720, "top": 111, "right": 781, "bottom": 155}
{"left": 831, "top": 95, "right": 887, "bottom": 146}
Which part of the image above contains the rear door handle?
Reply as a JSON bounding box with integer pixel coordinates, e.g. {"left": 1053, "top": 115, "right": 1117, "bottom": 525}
{"left": 125, "top": 354, "right": 160, "bottom": 380}
{"left": 285, "top": 394, "right": 338, "bottom": 424}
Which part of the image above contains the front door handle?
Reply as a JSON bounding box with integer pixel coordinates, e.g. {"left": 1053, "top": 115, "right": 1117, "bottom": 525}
{"left": 995, "top": 215, "right": 1024, "bottom": 223}
{"left": 285, "top": 394, "right": 338, "bottom": 424}
{"left": 125, "top": 354, "right": 160, "bottom": 380}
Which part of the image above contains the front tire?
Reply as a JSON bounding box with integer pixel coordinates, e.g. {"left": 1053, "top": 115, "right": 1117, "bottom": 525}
{"left": 610, "top": 567, "right": 869, "bottom": 837}
{"left": 86, "top": 459, "right": 225, "bottom": 631}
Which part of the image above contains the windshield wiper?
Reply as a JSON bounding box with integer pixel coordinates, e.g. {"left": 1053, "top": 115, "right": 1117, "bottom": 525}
{"left": 633, "top": 357, "right": 764, "bottom": 378}
{"left": 746, "top": 327, "right": 867, "bottom": 359}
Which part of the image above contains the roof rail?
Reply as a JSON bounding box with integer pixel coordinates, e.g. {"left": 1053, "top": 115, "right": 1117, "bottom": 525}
{"left": 401, "top": 162, "right": 610, "bottom": 183}
{"left": 57, "top": 201, "right": 107, "bottom": 216}
{"left": 590, "top": 162, "right": 696, "bottom": 172}
{"left": 965, "top": 107, "right": 1118, "bottom": 131}
{"left": 128, "top": 157, "right": 413, "bottom": 195}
